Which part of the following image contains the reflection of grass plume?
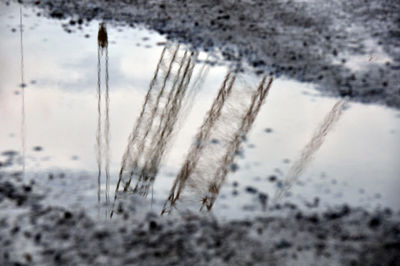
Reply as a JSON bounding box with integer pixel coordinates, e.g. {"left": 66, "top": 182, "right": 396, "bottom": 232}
{"left": 274, "top": 99, "right": 347, "bottom": 202}
{"left": 116, "top": 45, "right": 179, "bottom": 193}
{"left": 133, "top": 50, "right": 197, "bottom": 196}
{"left": 200, "top": 76, "right": 273, "bottom": 211}
{"left": 112, "top": 45, "right": 200, "bottom": 217}
{"left": 162, "top": 74, "right": 273, "bottom": 214}
{"left": 161, "top": 72, "right": 236, "bottom": 214}
{"left": 178, "top": 59, "right": 210, "bottom": 129}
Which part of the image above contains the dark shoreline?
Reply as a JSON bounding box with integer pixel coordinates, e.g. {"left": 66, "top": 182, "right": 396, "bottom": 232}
{"left": 13, "top": 0, "right": 400, "bottom": 108}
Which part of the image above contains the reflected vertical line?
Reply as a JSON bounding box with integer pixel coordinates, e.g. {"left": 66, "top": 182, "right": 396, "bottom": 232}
{"left": 19, "top": 7, "right": 26, "bottom": 175}
{"left": 96, "top": 42, "right": 102, "bottom": 205}
{"left": 104, "top": 46, "right": 110, "bottom": 205}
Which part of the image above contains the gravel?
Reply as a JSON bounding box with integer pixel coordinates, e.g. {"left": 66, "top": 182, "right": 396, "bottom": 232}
{"left": 12, "top": 0, "right": 400, "bottom": 108}
{"left": 1, "top": 171, "right": 400, "bottom": 265}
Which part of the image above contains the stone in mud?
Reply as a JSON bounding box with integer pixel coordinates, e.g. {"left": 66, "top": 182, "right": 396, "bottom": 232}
{"left": 210, "top": 138, "right": 220, "bottom": 144}
{"left": 308, "top": 214, "right": 320, "bottom": 224}
{"left": 64, "top": 211, "right": 72, "bottom": 219}
{"left": 368, "top": 216, "right": 382, "bottom": 229}
{"left": 264, "top": 128, "right": 273, "bottom": 133}
{"left": 33, "top": 146, "right": 43, "bottom": 152}
{"left": 229, "top": 163, "right": 239, "bottom": 172}
{"left": 275, "top": 239, "right": 292, "bottom": 249}
{"left": 50, "top": 10, "right": 64, "bottom": 19}
{"left": 149, "top": 220, "right": 158, "bottom": 230}
{"left": 245, "top": 186, "right": 257, "bottom": 194}
{"left": 1, "top": 150, "right": 18, "bottom": 157}
{"left": 258, "top": 193, "right": 268, "bottom": 210}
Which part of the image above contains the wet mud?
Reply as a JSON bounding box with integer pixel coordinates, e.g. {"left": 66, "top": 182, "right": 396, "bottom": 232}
{"left": 13, "top": 0, "right": 400, "bottom": 108}
{"left": 1, "top": 172, "right": 399, "bottom": 266}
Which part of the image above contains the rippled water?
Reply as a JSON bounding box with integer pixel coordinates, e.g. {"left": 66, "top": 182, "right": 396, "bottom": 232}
{"left": 1, "top": 2, "right": 399, "bottom": 220}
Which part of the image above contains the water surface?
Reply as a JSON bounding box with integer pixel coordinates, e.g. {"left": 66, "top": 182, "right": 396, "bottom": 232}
{"left": 1, "top": 2, "right": 399, "bottom": 220}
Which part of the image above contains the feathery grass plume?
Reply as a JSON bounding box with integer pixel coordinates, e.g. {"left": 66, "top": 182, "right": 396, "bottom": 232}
{"left": 200, "top": 76, "right": 273, "bottom": 211}
{"left": 161, "top": 72, "right": 236, "bottom": 214}
{"left": 116, "top": 44, "right": 180, "bottom": 193}
{"left": 132, "top": 49, "right": 197, "bottom": 196}
{"left": 111, "top": 45, "right": 203, "bottom": 217}
{"left": 162, "top": 73, "right": 273, "bottom": 214}
{"left": 274, "top": 98, "right": 348, "bottom": 202}
{"left": 178, "top": 58, "right": 211, "bottom": 129}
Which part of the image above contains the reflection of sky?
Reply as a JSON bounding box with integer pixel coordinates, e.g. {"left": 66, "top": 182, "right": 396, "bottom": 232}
{"left": 0, "top": 2, "right": 399, "bottom": 217}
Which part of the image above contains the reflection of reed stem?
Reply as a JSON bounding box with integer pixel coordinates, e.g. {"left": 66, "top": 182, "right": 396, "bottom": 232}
{"left": 96, "top": 23, "right": 110, "bottom": 214}
{"left": 96, "top": 42, "right": 102, "bottom": 204}
{"left": 19, "top": 7, "right": 25, "bottom": 175}
{"left": 274, "top": 99, "right": 347, "bottom": 202}
{"left": 104, "top": 46, "right": 110, "bottom": 204}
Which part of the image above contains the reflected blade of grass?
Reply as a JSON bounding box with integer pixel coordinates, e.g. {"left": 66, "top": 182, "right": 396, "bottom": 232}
{"left": 274, "top": 98, "right": 348, "bottom": 202}
{"left": 112, "top": 46, "right": 201, "bottom": 217}
{"left": 161, "top": 71, "right": 236, "bottom": 214}
{"left": 200, "top": 76, "right": 273, "bottom": 211}
{"left": 162, "top": 74, "right": 272, "bottom": 214}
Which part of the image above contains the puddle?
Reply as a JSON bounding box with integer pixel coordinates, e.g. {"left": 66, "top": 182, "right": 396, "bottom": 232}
{"left": 1, "top": 2, "right": 400, "bottom": 220}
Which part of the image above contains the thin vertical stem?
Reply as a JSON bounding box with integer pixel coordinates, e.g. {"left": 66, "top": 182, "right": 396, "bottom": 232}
{"left": 19, "top": 7, "right": 26, "bottom": 175}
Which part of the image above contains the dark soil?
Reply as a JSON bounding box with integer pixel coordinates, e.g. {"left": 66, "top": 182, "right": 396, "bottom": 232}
{"left": 13, "top": 0, "right": 400, "bottom": 108}
{"left": 1, "top": 171, "right": 399, "bottom": 265}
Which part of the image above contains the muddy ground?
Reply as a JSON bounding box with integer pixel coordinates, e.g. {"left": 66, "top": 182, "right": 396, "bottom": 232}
{"left": 1, "top": 171, "right": 400, "bottom": 266}
{"left": 11, "top": 0, "right": 400, "bottom": 108}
